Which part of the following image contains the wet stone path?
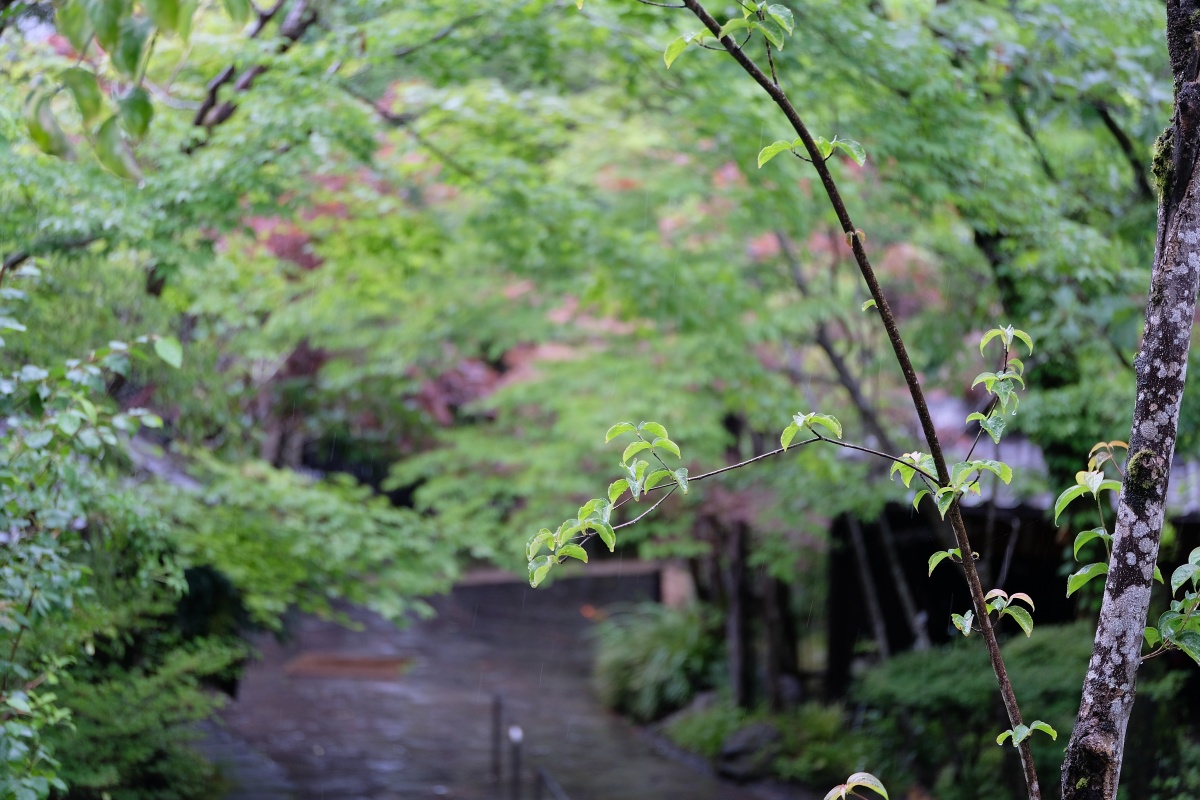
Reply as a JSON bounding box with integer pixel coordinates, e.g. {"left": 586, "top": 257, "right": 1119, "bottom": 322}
{"left": 204, "top": 570, "right": 819, "bottom": 800}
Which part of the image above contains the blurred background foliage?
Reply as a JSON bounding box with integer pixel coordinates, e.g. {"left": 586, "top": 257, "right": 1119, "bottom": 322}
{"left": 1, "top": 0, "right": 1197, "bottom": 796}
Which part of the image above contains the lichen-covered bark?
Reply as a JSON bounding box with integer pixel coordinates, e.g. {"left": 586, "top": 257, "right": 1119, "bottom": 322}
{"left": 1060, "top": 4, "right": 1200, "bottom": 797}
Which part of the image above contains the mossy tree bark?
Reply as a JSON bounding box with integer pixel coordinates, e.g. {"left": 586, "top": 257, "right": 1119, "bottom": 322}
{"left": 1060, "top": 3, "right": 1200, "bottom": 797}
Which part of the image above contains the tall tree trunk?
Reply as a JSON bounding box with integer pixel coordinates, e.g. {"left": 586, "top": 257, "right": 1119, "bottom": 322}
{"left": 762, "top": 573, "right": 802, "bottom": 709}
{"left": 878, "top": 513, "right": 931, "bottom": 651}
{"left": 723, "top": 522, "right": 755, "bottom": 709}
{"left": 1061, "top": 5, "right": 1200, "bottom": 796}
{"left": 847, "top": 516, "right": 891, "bottom": 660}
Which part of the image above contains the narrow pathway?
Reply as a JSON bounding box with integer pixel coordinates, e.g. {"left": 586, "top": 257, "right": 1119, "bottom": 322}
{"left": 207, "top": 570, "right": 819, "bottom": 800}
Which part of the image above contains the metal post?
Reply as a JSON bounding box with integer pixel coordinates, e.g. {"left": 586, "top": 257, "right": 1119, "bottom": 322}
{"left": 491, "top": 694, "right": 502, "bottom": 784}
{"left": 508, "top": 725, "right": 523, "bottom": 800}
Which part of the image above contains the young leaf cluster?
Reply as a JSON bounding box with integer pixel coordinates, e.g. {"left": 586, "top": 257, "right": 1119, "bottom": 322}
{"left": 527, "top": 421, "right": 687, "bottom": 587}
{"left": 759, "top": 135, "right": 867, "bottom": 168}
{"left": 664, "top": 2, "right": 794, "bottom": 68}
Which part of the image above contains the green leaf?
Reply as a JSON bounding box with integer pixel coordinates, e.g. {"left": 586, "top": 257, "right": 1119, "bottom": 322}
{"left": 664, "top": 35, "right": 691, "bottom": 69}
{"left": 1144, "top": 627, "right": 1162, "bottom": 648}
{"left": 1171, "top": 563, "right": 1199, "bottom": 594}
{"left": 639, "top": 421, "right": 668, "bottom": 439}
{"left": 979, "top": 327, "right": 1005, "bottom": 356}
{"left": 557, "top": 543, "right": 588, "bottom": 563}
{"left": 144, "top": 0, "right": 180, "bottom": 32}
{"left": 24, "top": 430, "right": 53, "bottom": 450}
{"left": 1002, "top": 605, "right": 1034, "bottom": 637}
{"left": 88, "top": 0, "right": 127, "bottom": 53}
{"left": 595, "top": 522, "right": 616, "bottom": 552}
{"left": 56, "top": 411, "right": 84, "bottom": 437}
{"left": 1067, "top": 562, "right": 1109, "bottom": 597}
{"left": 153, "top": 335, "right": 183, "bottom": 368}
{"left": 996, "top": 730, "right": 1013, "bottom": 745}
{"left": 935, "top": 488, "right": 956, "bottom": 519}
{"left": 528, "top": 556, "right": 554, "bottom": 587}
{"left": 861, "top": 298, "right": 877, "bottom": 311}
{"left": 912, "top": 489, "right": 929, "bottom": 511}
{"left": 644, "top": 469, "right": 672, "bottom": 490}
{"left": 951, "top": 610, "right": 973, "bottom": 636}
{"left": 222, "top": 0, "right": 251, "bottom": 24}
{"left": 758, "top": 140, "right": 794, "bottom": 168}
{"left": 24, "top": 91, "right": 73, "bottom": 158}
{"left": 1073, "top": 528, "right": 1111, "bottom": 560}
{"left": 767, "top": 4, "right": 794, "bottom": 34}
{"left": 890, "top": 460, "right": 916, "bottom": 488}
{"left": 57, "top": 0, "right": 95, "bottom": 53}
{"left": 95, "top": 115, "right": 142, "bottom": 180}
{"left": 674, "top": 468, "right": 689, "bottom": 495}
{"left": 118, "top": 86, "right": 153, "bottom": 141}
{"left": 1054, "top": 484, "right": 1090, "bottom": 523}
{"left": 928, "top": 549, "right": 958, "bottom": 576}
{"left": 1011, "top": 328, "right": 1034, "bottom": 355}
{"left": 805, "top": 413, "right": 842, "bottom": 439}
{"left": 846, "top": 772, "right": 889, "bottom": 800}
{"left": 752, "top": 18, "right": 786, "bottom": 48}
{"left": 112, "top": 15, "right": 151, "bottom": 77}
{"left": 61, "top": 67, "right": 105, "bottom": 127}
{"left": 824, "top": 772, "right": 889, "bottom": 800}
{"left": 718, "top": 17, "right": 752, "bottom": 38}
{"left": 527, "top": 529, "right": 553, "bottom": 561}
{"left": 605, "top": 422, "right": 636, "bottom": 443}
{"left": 780, "top": 421, "right": 800, "bottom": 451}
{"left": 652, "top": 437, "right": 681, "bottom": 459}
{"left": 608, "top": 479, "right": 629, "bottom": 504}
{"left": 1154, "top": 565, "right": 1164, "bottom": 584}
{"left": 812, "top": 136, "right": 834, "bottom": 160}
{"left": 831, "top": 138, "right": 866, "bottom": 166}
{"left": 1174, "top": 630, "right": 1200, "bottom": 666}
{"left": 622, "top": 440, "right": 652, "bottom": 464}
{"left": 176, "top": 0, "right": 198, "bottom": 41}
{"left": 578, "top": 498, "right": 603, "bottom": 521}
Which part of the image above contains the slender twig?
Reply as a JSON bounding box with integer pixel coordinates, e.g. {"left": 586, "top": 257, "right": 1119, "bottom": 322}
{"left": 614, "top": 486, "right": 678, "bottom": 530}
{"left": 676, "top": 2, "right": 1041, "bottom": 796}
{"left": 395, "top": 13, "right": 484, "bottom": 57}
{"left": 822, "top": 436, "right": 940, "bottom": 485}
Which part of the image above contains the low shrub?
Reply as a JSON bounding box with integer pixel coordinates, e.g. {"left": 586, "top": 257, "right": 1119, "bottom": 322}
{"left": 662, "top": 699, "right": 869, "bottom": 788}
{"left": 591, "top": 603, "right": 722, "bottom": 722}
{"left": 851, "top": 622, "right": 1102, "bottom": 800}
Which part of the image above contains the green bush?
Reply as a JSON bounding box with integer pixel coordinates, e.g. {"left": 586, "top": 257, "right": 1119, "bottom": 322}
{"left": 663, "top": 700, "right": 746, "bottom": 759}
{"left": 32, "top": 483, "right": 245, "bottom": 799}
{"left": 591, "top": 603, "right": 722, "bottom": 722}
{"left": 852, "top": 623, "right": 1099, "bottom": 800}
{"left": 663, "top": 699, "right": 869, "bottom": 788}
{"left": 772, "top": 703, "right": 870, "bottom": 787}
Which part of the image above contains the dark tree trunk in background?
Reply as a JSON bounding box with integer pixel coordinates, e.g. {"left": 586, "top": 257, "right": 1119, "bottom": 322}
{"left": 847, "top": 516, "right": 891, "bottom": 660}
{"left": 1061, "top": 4, "right": 1200, "bottom": 796}
{"left": 762, "top": 573, "right": 802, "bottom": 709}
{"left": 723, "top": 522, "right": 755, "bottom": 709}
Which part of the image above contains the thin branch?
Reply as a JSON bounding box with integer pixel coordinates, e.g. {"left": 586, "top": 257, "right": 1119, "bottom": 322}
{"left": 614, "top": 486, "right": 678, "bottom": 530}
{"left": 192, "top": 0, "right": 310, "bottom": 131}
{"left": 2, "top": 236, "right": 100, "bottom": 286}
{"left": 677, "top": 2, "right": 1041, "bottom": 796}
{"left": 395, "top": 12, "right": 484, "bottom": 57}
{"left": 339, "top": 83, "right": 480, "bottom": 182}
{"left": 822, "top": 436, "right": 940, "bottom": 485}
{"left": 1093, "top": 101, "right": 1155, "bottom": 203}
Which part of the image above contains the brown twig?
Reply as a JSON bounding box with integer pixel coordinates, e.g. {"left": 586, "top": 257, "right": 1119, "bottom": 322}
{"left": 676, "top": 2, "right": 1041, "bottom": 796}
